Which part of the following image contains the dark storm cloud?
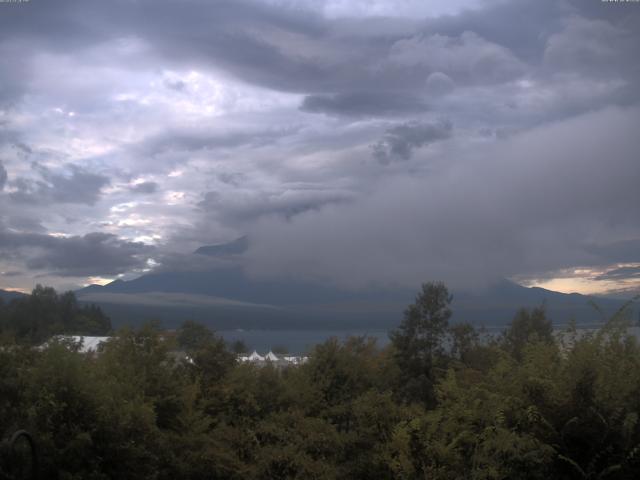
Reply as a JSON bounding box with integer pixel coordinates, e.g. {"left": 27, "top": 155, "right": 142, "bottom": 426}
{"left": 163, "top": 78, "right": 186, "bottom": 92}
{"left": 420, "top": 0, "right": 637, "bottom": 66}
{"left": 0, "top": 0, "right": 534, "bottom": 99}
{"left": 9, "top": 165, "right": 110, "bottom": 205}
{"left": 0, "top": 0, "right": 110, "bottom": 45}
{"left": 300, "top": 92, "right": 429, "bottom": 117}
{"left": 0, "top": 229, "right": 153, "bottom": 277}
{"left": 132, "top": 0, "right": 528, "bottom": 94}
{"left": 2, "top": 0, "right": 639, "bottom": 114}
{"left": 418, "top": 0, "right": 566, "bottom": 61}
{"left": 542, "top": 14, "right": 640, "bottom": 85}
{"left": 371, "top": 120, "right": 452, "bottom": 163}
{"left": 138, "top": 127, "right": 297, "bottom": 157}
{"left": 0, "top": 0, "right": 327, "bottom": 91}
{"left": 0, "top": 271, "right": 22, "bottom": 278}
{"left": 595, "top": 266, "right": 640, "bottom": 282}
{"left": 3, "top": 216, "right": 46, "bottom": 234}
{"left": 199, "top": 187, "right": 354, "bottom": 225}
{"left": 585, "top": 239, "right": 640, "bottom": 264}
{"left": 387, "top": 31, "right": 527, "bottom": 85}
{"left": 218, "top": 172, "right": 246, "bottom": 187}
{"left": 425, "top": 72, "right": 455, "bottom": 96}
{"left": 0, "top": 162, "right": 6, "bottom": 190}
{"left": 1, "top": 0, "right": 640, "bottom": 292}
{"left": 246, "top": 106, "right": 640, "bottom": 289}
{"left": 0, "top": 42, "right": 30, "bottom": 108}
{"left": 129, "top": 181, "right": 158, "bottom": 194}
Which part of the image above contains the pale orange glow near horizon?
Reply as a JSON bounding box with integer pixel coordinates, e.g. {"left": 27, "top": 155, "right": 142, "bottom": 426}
{"left": 522, "top": 263, "right": 640, "bottom": 297}
{"left": 84, "top": 277, "right": 116, "bottom": 287}
{"left": 1, "top": 287, "right": 30, "bottom": 294}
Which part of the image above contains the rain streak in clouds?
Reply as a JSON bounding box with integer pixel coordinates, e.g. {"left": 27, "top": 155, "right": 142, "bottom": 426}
{"left": 0, "top": 0, "right": 639, "bottom": 296}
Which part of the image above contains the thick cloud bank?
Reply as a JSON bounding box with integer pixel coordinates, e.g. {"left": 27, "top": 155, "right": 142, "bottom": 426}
{"left": 0, "top": 0, "right": 639, "bottom": 294}
{"left": 246, "top": 106, "right": 640, "bottom": 290}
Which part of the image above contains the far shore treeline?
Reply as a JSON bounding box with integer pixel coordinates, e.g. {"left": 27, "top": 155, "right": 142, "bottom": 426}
{"left": 1, "top": 283, "right": 640, "bottom": 479}
{"left": 0, "top": 285, "right": 112, "bottom": 344}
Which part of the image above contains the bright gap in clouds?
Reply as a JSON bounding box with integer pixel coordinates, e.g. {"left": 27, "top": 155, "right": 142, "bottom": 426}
{"left": 520, "top": 264, "right": 640, "bottom": 297}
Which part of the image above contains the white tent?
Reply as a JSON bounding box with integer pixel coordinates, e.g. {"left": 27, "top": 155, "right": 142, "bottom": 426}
{"left": 248, "top": 350, "right": 264, "bottom": 361}
{"left": 74, "top": 336, "right": 111, "bottom": 353}
{"left": 265, "top": 351, "right": 279, "bottom": 362}
{"left": 40, "top": 335, "right": 111, "bottom": 354}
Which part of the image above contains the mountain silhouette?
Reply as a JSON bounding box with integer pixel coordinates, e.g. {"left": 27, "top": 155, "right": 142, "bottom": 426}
{"left": 0, "top": 289, "right": 28, "bottom": 303}
{"left": 76, "top": 238, "right": 631, "bottom": 330}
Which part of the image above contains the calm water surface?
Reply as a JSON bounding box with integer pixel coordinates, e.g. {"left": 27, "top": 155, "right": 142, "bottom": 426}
{"left": 219, "top": 324, "right": 640, "bottom": 355}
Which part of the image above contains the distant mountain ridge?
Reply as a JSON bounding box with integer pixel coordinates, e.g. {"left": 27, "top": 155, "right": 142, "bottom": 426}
{"left": 75, "top": 238, "right": 634, "bottom": 330}
{"left": 194, "top": 236, "right": 249, "bottom": 257}
{"left": 0, "top": 289, "right": 27, "bottom": 302}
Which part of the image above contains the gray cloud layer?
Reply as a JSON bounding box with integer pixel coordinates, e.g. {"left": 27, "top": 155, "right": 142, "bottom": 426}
{"left": 0, "top": 230, "right": 153, "bottom": 277}
{"left": 371, "top": 120, "right": 452, "bottom": 163}
{"left": 246, "top": 106, "right": 640, "bottom": 289}
{"left": 9, "top": 165, "right": 110, "bottom": 206}
{"left": 129, "top": 181, "right": 158, "bottom": 195}
{"left": 0, "top": 162, "right": 6, "bottom": 190}
{"left": 300, "top": 92, "right": 431, "bottom": 117}
{"left": 0, "top": 0, "right": 639, "bottom": 293}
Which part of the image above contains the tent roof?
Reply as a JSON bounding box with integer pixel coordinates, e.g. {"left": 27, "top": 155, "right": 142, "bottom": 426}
{"left": 265, "top": 351, "right": 279, "bottom": 361}
{"left": 248, "top": 350, "right": 264, "bottom": 361}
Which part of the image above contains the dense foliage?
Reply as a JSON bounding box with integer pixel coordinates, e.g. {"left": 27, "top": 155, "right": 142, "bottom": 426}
{"left": 0, "top": 285, "right": 111, "bottom": 344}
{"left": 1, "top": 283, "right": 639, "bottom": 479}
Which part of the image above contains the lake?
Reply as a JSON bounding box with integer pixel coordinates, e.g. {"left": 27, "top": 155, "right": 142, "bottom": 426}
{"left": 219, "top": 323, "right": 639, "bottom": 354}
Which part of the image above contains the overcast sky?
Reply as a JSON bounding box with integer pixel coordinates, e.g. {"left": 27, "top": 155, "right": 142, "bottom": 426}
{"left": 1, "top": 0, "right": 639, "bottom": 296}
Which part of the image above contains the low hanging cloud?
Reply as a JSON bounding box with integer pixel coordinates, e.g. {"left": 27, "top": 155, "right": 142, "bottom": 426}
{"left": 388, "top": 31, "right": 527, "bottom": 85}
{"left": 371, "top": 120, "right": 452, "bottom": 163}
{"left": 0, "top": 0, "right": 556, "bottom": 104}
{"left": 0, "top": 230, "right": 153, "bottom": 277}
{"left": 584, "top": 239, "right": 640, "bottom": 264}
{"left": 9, "top": 165, "right": 110, "bottom": 206}
{"left": 300, "top": 92, "right": 430, "bottom": 117}
{"left": 137, "top": 127, "right": 296, "bottom": 157}
{"left": 245, "top": 106, "right": 640, "bottom": 290}
{"left": 129, "top": 181, "right": 158, "bottom": 194}
{"left": 425, "top": 72, "right": 455, "bottom": 96}
{"left": 0, "top": 162, "right": 7, "bottom": 190}
{"left": 199, "top": 187, "right": 355, "bottom": 226}
{"left": 595, "top": 266, "right": 640, "bottom": 282}
{"left": 543, "top": 16, "right": 638, "bottom": 77}
{"left": 1, "top": 0, "right": 640, "bottom": 293}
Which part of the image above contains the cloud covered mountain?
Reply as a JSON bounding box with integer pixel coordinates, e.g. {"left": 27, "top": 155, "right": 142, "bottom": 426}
{"left": 76, "top": 238, "right": 632, "bottom": 330}
{"left": 1, "top": 0, "right": 639, "bottom": 296}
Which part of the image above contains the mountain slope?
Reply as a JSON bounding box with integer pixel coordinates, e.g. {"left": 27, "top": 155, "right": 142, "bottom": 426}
{"left": 0, "top": 289, "right": 28, "bottom": 302}
{"left": 194, "top": 236, "right": 249, "bottom": 257}
{"left": 77, "top": 259, "right": 632, "bottom": 330}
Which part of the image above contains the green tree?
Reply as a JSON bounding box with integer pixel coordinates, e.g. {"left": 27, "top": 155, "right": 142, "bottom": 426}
{"left": 0, "top": 286, "right": 111, "bottom": 344}
{"left": 448, "top": 321, "right": 479, "bottom": 364}
{"left": 503, "top": 306, "right": 553, "bottom": 361}
{"left": 231, "top": 339, "right": 249, "bottom": 354}
{"left": 177, "top": 320, "right": 214, "bottom": 351}
{"left": 389, "top": 281, "right": 452, "bottom": 405}
{"left": 305, "top": 336, "right": 384, "bottom": 422}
